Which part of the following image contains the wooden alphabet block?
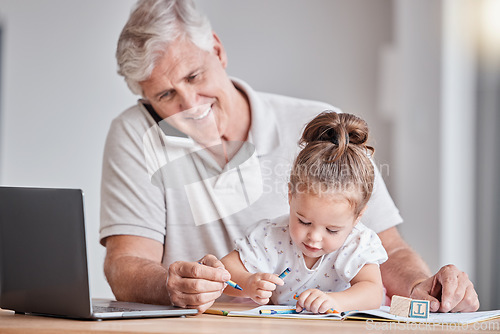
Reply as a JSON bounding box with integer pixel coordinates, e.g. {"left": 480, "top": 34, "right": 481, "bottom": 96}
{"left": 409, "top": 300, "right": 430, "bottom": 319}
{"left": 389, "top": 295, "right": 412, "bottom": 317}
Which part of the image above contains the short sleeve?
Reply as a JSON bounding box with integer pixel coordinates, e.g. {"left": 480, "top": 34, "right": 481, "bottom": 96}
{"left": 362, "top": 161, "right": 404, "bottom": 233}
{"left": 234, "top": 217, "right": 288, "bottom": 274}
{"left": 100, "top": 107, "right": 167, "bottom": 245}
{"left": 334, "top": 223, "right": 388, "bottom": 282}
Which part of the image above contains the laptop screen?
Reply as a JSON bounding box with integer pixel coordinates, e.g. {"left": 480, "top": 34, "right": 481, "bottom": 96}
{"left": 0, "top": 187, "right": 93, "bottom": 317}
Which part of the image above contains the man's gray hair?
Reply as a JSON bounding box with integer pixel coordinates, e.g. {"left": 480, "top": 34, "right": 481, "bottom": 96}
{"left": 116, "top": 0, "right": 213, "bottom": 95}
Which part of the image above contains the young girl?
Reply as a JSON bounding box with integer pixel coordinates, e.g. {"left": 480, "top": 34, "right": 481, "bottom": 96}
{"left": 221, "top": 111, "right": 388, "bottom": 313}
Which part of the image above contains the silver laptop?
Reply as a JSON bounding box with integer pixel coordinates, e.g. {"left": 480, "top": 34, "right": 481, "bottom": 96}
{"left": 0, "top": 186, "right": 198, "bottom": 320}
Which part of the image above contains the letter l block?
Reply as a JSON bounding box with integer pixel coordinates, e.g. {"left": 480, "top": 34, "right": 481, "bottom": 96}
{"left": 409, "top": 300, "right": 430, "bottom": 318}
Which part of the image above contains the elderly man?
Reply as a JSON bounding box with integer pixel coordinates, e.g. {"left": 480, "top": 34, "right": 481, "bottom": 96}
{"left": 100, "top": 0, "right": 479, "bottom": 314}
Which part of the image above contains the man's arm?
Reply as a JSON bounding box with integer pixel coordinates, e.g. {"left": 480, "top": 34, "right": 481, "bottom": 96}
{"left": 103, "top": 235, "right": 170, "bottom": 305}
{"left": 378, "top": 227, "right": 479, "bottom": 312}
{"left": 103, "top": 235, "right": 231, "bottom": 313}
{"left": 378, "top": 227, "right": 431, "bottom": 298}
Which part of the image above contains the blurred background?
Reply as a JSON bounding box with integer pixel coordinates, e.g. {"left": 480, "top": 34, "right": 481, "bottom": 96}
{"left": 0, "top": 0, "right": 498, "bottom": 310}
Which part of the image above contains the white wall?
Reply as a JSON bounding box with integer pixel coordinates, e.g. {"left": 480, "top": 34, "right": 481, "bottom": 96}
{"left": 0, "top": 0, "right": 137, "bottom": 298}
{"left": 475, "top": 0, "right": 500, "bottom": 310}
{"left": 393, "top": 0, "right": 478, "bottom": 281}
{"left": 440, "top": 0, "right": 477, "bottom": 283}
{"left": 0, "top": 0, "right": 395, "bottom": 299}
{"left": 392, "top": 0, "right": 443, "bottom": 274}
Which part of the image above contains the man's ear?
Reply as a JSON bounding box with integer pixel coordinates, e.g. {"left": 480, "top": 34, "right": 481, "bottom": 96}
{"left": 212, "top": 32, "right": 228, "bottom": 68}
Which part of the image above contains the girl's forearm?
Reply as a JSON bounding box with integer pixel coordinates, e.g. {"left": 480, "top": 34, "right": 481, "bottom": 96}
{"left": 328, "top": 281, "right": 385, "bottom": 312}
{"left": 220, "top": 250, "right": 252, "bottom": 298}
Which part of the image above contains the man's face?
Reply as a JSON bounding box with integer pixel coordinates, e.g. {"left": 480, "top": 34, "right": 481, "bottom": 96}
{"left": 140, "top": 35, "right": 234, "bottom": 147}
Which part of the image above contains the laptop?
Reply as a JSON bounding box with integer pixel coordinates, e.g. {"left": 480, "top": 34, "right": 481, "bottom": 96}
{"left": 0, "top": 186, "right": 198, "bottom": 320}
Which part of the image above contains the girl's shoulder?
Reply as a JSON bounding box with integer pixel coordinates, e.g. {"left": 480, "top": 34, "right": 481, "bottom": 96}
{"left": 268, "top": 214, "right": 289, "bottom": 228}
{"left": 244, "top": 215, "right": 289, "bottom": 238}
{"left": 351, "top": 222, "right": 379, "bottom": 239}
{"left": 333, "top": 223, "right": 388, "bottom": 282}
{"left": 340, "top": 222, "right": 385, "bottom": 255}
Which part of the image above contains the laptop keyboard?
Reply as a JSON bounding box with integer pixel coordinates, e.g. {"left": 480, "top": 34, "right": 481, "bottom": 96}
{"left": 93, "top": 306, "right": 145, "bottom": 313}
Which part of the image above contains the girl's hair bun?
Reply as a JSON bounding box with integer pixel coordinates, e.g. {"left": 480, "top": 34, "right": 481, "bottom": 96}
{"left": 300, "top": 111, "right": 373, "bottom": 159}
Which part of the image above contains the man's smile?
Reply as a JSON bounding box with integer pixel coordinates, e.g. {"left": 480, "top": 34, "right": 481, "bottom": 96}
{"left": 184, "top": 105, "right": 212, "bottom": 120}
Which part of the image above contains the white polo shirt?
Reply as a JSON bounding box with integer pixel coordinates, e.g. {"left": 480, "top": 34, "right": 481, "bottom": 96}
{"left": 99, "top": 78, "right": 403, "bottom": 269}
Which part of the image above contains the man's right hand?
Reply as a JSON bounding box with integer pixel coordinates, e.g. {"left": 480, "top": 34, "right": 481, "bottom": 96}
{"left": 167, "top": 254, "right": 231, "bottom": 313}
{"left": 104, "top": 236, "right": 230, "bottom": 315}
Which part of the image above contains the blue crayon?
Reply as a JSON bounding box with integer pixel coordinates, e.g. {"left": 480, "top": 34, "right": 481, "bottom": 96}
{"left": 197, "top": 262, "right": 243, "bottom": 291}
{"left": 226, "top": 280, "right": 243, "bottom": 290}
{"left": 278, "top": 267, "right": 291, "bottom": 279}
{"left": 260, "top": 309, "right": 298, "bottom": 315}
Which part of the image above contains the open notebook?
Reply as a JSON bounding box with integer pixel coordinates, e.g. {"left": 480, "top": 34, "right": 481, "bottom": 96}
{"left": 227, "top": 305, "right": 500, "bottom": 325}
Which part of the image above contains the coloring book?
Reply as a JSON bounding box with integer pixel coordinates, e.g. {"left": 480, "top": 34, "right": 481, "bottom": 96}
{"left": 227, "top": 305, "right": 500, "bottom": 325}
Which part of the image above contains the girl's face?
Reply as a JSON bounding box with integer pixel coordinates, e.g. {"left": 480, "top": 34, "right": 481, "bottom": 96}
{"left": 288, "top": 191, "right": 363, "bottom": 268}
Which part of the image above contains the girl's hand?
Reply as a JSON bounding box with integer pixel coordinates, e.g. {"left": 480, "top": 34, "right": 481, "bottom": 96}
{"left": 245, "top": 273, "right": 284, "bottom": 305}
{"left": 295, "top": 289, "right": 337, "bottom": 314}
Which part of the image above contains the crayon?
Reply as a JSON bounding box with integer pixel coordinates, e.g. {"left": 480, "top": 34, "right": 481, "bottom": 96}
{"left": 326, "top": 309, "right": 340, "bottom": 314}
{"left": 259, "top": 309, "right": 299, "bottom": 315}
{"left": 226, "top": 279, "right": 243, "bottom": 290}
{"left": 205, "top": 309, "right": 229, "bottom": 316}
{"left": 278, "top": 267, "right": 291, "bottom": 279}
{"left": 197, "top": 262, "right": 243, "bottom": 291}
